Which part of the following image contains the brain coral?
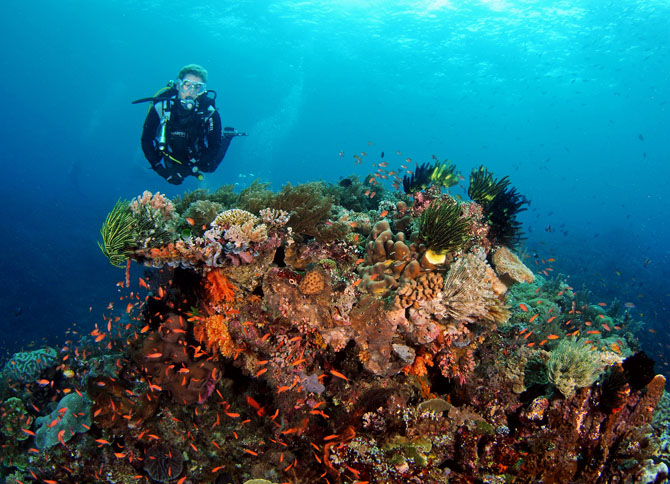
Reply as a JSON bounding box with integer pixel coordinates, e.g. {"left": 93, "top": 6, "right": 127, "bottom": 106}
{"left": 1, "top": 347, "right": 58, "bottom": 383}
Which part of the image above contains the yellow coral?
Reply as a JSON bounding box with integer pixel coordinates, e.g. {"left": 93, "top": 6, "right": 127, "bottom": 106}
{"left": 199, "top": 314, "right": 235, "bottom": 359}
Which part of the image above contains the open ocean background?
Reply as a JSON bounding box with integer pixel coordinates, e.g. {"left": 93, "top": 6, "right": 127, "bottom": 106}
{"left": 0, "top": 0, "right": 668, "bottom": 373}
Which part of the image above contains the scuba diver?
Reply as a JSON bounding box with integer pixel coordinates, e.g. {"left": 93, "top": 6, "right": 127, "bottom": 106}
{"left": 134, "top": 64, "right": 246, "bottom": 185}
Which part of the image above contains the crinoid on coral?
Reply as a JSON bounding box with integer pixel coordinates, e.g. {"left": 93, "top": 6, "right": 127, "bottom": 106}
{"left": 467, "top": 165, "right": 529, "bottom": 248}
{"left": 99, "top": 199, "right": 135, "bottom": 267}
{"left": 599, "top": 363, "right": 631, "bottom": 414}
{"left": 547, "top": 338, "right": 603, "bottom": 398}
{"left": 403, "top": 162, "right": 435, "bottom": 194}
{"left": 418, "top": 199, "right": 470, "bottom": 264}
{"left": 430, "top": 160, "right": 460, "bottom": 190}
{"left": 441, "top": 254, "right": 510, "bottom": 326}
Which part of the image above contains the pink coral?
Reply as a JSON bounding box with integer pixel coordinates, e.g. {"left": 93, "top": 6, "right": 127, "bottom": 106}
{"left": 130, "top": 190, "right": 176, "bottom": 221}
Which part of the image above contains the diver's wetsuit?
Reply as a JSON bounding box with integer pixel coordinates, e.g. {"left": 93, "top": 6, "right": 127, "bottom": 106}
{"left": 141, "top": 94, "right": 230, "bottom": 184}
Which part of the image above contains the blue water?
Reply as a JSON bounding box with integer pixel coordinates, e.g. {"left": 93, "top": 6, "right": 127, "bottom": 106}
{"left": 1, "top": 1, "right": 668, "bottom": 368}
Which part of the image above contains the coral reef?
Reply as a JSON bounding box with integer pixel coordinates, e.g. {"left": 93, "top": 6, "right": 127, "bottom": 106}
{"left": 3, "top": 174, "right": 667, "bottom": 484}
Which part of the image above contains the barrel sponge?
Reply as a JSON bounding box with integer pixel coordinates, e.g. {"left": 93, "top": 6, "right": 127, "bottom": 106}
{"left": 34, "top": 392, "right": 92, "bottom": 449}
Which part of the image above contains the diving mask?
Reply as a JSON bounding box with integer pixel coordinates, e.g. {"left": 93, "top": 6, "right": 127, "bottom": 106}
{"left": 178, "top": 79, "right": 207, "bottom": 95}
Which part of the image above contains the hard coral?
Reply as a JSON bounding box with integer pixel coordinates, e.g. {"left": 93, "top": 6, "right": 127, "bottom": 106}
{"left": 298, "top": 266, "right": 328, "bottom": 295}
{"left": 491, "top": 245, "right": 534, "bottom": 286}
{"left": 1, "top": 347, "right": 57, "bottom": 384}
{"left": 394, "top": 272, "right": 443, "bottom": 309}
{"left": 358, "top": 220, "right": 418, "bottom": 296}
{"left": 143, "top": 443, "right": 184, "bottom": 483}
{"left": 212, "top": 208, "right": 259, "bottom": 228}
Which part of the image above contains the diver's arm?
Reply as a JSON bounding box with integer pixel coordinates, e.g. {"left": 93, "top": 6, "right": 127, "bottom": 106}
{"left": 197, "top": 110, "right": 223, "bottom": 167}
{"left": 141, "top": 108, "right": 163, "bottom": 166}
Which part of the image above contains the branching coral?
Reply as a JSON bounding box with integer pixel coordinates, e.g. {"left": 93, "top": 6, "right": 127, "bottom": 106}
{"left": 467, "top": 166, "right": 529, "bottom": 248}
{"left": 99, "top": 199, "right": 135, "bottom": 267}
{"left": 418, "top": 199, "right": 470, "bottom": 262}
{"left": 547, "top": 338, "right": 602, "bottom": 398}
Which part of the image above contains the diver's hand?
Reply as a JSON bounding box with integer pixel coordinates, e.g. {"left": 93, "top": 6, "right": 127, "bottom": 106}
{"left": 165, "top": 173, "right": 183, "bottom": 185}
{"left": 223, "top": 127, "right": 236, "bottom": 139}
{"left": 152, "top": 164, "right": 183, "bottom": 185}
